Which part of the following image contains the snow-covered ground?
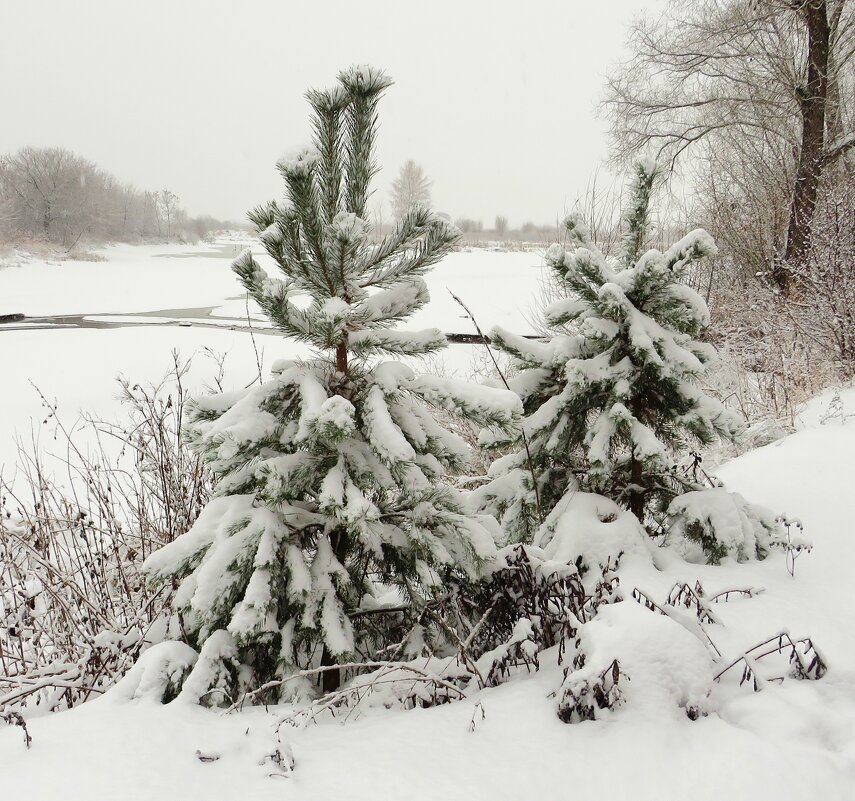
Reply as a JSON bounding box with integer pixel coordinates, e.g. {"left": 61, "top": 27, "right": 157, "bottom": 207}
{"left": 1, "top": 389, "right": 853, "bottom": 800}
{"left": 0, "top": 241, "right": 544, "bottom": 472}
{"left": 2, "top": 243, "right": 855, "bottom": 799}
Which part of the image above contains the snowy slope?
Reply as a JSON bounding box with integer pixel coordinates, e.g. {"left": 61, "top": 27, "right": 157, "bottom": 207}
{"left": 2, "top": 391, "right": 854, "bottom": 800}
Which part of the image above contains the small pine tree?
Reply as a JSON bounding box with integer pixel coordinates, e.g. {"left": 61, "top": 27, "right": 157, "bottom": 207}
{"left": 144, "top": 66, "right": 520, "bottom": 698}
{"left": 475, "top": 161, "right": 742, "bottom": 541}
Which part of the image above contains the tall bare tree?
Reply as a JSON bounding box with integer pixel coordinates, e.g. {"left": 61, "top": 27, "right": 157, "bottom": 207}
{"left": 0, "top": 147, "right": 84, "bottom": 241}
{"left": 604, "top": 0, "right": 855, "bottom": 291}
{"left": 155, "top": 189, "right": 180, "bottom": 241}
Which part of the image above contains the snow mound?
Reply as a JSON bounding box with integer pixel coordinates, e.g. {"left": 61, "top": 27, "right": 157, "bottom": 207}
{"left": 534, "top": 491, "right": 651, "bottom": 582}
{"left": 566, "top": 601, "right": 715, "bottom": 721}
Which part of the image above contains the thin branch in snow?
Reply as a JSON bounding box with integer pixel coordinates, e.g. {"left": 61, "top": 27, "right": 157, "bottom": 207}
{"left": 448, "top": 289, "right": 543, "bottom": 527}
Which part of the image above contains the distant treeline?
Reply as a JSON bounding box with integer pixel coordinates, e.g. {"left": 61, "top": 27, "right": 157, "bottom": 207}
{"left": 0, "top": 146, "right": 242, "bottom": 247}
{"left": 446, "top": 215, "right": 565, "bottom": 246}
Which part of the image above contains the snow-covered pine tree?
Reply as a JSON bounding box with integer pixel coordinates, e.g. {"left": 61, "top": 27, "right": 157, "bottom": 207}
{"left": 143, "top": 65, "right": 521, "bottom": 699}
{"left": 475, "top": 160, "right": 742, "bottom": 541}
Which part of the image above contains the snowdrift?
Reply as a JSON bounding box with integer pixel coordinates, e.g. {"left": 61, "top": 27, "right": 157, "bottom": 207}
{"left": 1, "top": 389, "right": 854, "bottom": 800}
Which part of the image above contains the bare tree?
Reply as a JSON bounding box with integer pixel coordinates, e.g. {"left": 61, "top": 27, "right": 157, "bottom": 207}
{"left": 785, "top": 0, "right": 833, "bottom": 270}
{"left": 604, "top": 0, "right": 855, "bottom": 291}
{"left": 390, "top": 160, "right": 431, "bottom": 220}
{"left": 494, "top": 215, "right": 509, "bottom": 237}
{"left": 0, "top": 147, "right": 83, "bottom": 242}
{"left": 0, "top": 147, "right": 200, "bottom": 246}
{"left": 142, "top": 190, "right": 160, "bottom": 238}
{"left": 120, "top": 182, "right": 137, "bottom": 238}
{"left": 454, "top": 217, "right": 483, "bottom": 233}
{"left": 155, "top": 188, "right": 180, "bottom": 241}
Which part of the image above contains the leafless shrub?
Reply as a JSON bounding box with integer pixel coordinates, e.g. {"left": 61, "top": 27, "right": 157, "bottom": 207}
{"left": 632, "top": 579, "right": 827, "bottom": 692}
{"left": 0, "top": 356, "right": 213, "bottom": 713}
{"left": 473, "top": 546, "right": 584, "bottom": 685}
{"left": 782, "top": 177, "right": 855, "bottom": 374}
{"left": 702, "top": 271, "right": 844, "bottom": 427}
{"left": 714, "top": 631, "right": 828, "bottom": 690}
{"left": 666, "top": 580, "right": 765, "bottom": 621}
{"left": 1, "top": 709, "right": 32, "bottom": 748}
{"left": 631, "top": 586, "right": 722, "bottom": 658}
{"left": 690, "top": 168, "right": 855, "bottom": 430}
{"left": 556, "top": 658, "right": 625, "bottom": 724}
{"left": 769, "top": 515, "right": 812, "bottom": 577}
{"left": 666, "top": 581, "right": 721, "bottom": 624}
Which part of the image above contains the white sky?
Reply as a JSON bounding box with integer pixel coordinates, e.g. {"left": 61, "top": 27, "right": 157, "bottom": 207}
{"left": 1, "top": 0, "right": 662, "bottom": 227}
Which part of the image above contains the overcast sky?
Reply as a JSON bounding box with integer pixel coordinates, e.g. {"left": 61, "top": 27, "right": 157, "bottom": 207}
{"left": 1, "top": 0, "right": 662, "bottom": 227}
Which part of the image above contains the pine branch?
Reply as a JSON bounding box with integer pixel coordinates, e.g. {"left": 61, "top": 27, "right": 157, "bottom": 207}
{"left": 618, "top": 160, "right": 658, "bottom": 268}
{"left": 338, "top": 66, "right": 393, "bottom": 219}
{"left": 360, "top": 209, "right": 457, "bottom": 288}
{"left": 307, "top": 86, "right": 348, "bottom": 223}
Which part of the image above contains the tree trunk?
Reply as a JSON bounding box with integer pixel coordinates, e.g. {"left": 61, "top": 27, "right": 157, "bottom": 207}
{"left": 628, "top": 396, "right": 646, "bottom": 521}
{"left": 628, "top": 455, "right": 645, "bottom": 521}
{"left": 320, "top": 645, "right": 341, "bottom": 693}
{"left": 779, "top": 1, "right": 831, "bottom": 290}
{"left": 335, "top": 341, "right": 348, "bottom": 375}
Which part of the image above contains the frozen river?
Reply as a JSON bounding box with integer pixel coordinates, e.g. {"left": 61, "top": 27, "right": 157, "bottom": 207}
{"left": 0, "top": 240, "right": 545, "bottom": 471}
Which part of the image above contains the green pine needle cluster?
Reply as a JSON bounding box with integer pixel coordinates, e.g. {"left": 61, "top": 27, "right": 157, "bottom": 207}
{"left": 233, "top": 66, "right": 456, "bottom": 364}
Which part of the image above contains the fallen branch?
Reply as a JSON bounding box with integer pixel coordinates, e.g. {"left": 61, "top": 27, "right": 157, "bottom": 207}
{"left": 273, "top": 660, "right": 469, "bottom": 729}
{"left": 224, "top": 659, "right": 467, "bottom": 716}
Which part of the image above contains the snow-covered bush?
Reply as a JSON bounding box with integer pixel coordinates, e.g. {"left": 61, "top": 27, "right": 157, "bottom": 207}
{"left": 142, "top": 66, "right": 521, "bottom": 702}
{"left": 476, "top": 161, "right": 743, "bottom": 541}
{"left": 664, "top": 488, "right": 780, "bottom": 564}
{"left": 109, "top": 642, "right": 199, "bottom": 704}
{"left": 557, "top": 601, "right": 714, "bottom": 723}
{"left": 471, "top": 544, "right": 586, "bottom": 684}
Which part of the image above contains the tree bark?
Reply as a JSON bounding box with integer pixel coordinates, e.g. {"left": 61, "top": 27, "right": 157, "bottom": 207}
{"left": 779, "top": 1, "right": 831, "bottom": 290}
{"left": 335, "top": 341, "right": 348, "bottom": 375}
{"left": 320, "top": 645, "right": 341, "bottom": 693}
{"left": 628, "top": 456, "right": 645, "bottom": 521}
{"left": 628, "top": 396, "right": 646, "bottom": 521}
